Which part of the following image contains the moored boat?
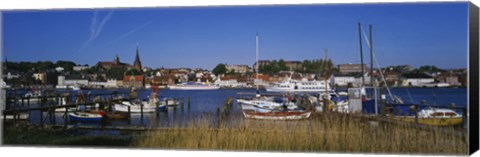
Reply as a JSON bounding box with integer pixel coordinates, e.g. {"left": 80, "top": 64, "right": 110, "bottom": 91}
{"left": 243, "top": 110, "right": 311, "bottom": 120}
{"left": 265, "top": 78, "right": 333, "bottom": 93}
{"left": 1, "top": 113, "right": 30, "bottom": 121}
{"left": 114, "top": 100, "right": 166, "bottom": 113}
{"left": 169, "top": 83, "right": 219, "bottom": 90}
{"left": 68, "top": 112, "right": 104, "bottom": 122}
{"left": 389, "top": 107, "right": 463, "bottom": 126}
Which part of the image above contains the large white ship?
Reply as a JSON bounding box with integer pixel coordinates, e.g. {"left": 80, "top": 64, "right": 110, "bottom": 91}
{"left": 168, "top": 82, "right": 220, "bottom": 90}
{"left": 265, "top": 78, "right": 333, "bottom": 92}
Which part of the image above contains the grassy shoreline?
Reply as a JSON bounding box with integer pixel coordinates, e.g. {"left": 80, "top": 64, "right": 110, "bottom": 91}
{"left": 134, "top": 113, "right": 467, "bottom": 155}
{"left": 2, "top": 113, "right": 468, "bottom": 155}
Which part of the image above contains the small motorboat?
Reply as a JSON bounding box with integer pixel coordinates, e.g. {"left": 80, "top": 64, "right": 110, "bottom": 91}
{"left": 114, "top": 101, "right": 160, "bottom": 113}
{"left": 68, "top": 112, "right": 104, "bottom": 122}
{"left": 242, "top": 110, "right": 312, "bottom": 120}
{"left": 389, "top": 107, "right": 463, "bottom": 126}
{"left": 161, "top": 97, "right": 178, "bottom": 106}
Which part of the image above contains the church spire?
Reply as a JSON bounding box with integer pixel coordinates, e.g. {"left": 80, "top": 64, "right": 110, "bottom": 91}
{"left": 113, "top": 54, "right": 120, "bottom": 65}
{"left": 133, "top": 46, "right": 142, "bottom": 70}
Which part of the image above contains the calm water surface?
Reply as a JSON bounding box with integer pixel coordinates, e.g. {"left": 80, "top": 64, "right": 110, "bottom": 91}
{"left": 5, "top": 87, "right": 467, "bottom": 134}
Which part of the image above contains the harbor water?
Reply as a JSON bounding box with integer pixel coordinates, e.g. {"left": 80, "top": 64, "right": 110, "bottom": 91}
{"left": 4, "top": 87, "right": 467, "bottom": 134}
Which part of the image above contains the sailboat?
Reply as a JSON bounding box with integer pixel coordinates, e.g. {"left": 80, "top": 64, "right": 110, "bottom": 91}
{"left": 237, "top": 33, "right": 310, "bottom": 120}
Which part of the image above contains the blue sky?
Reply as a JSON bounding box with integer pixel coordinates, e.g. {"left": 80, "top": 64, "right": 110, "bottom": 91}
{"left": 2, "top": 2, "right": 468, "bottom": 70}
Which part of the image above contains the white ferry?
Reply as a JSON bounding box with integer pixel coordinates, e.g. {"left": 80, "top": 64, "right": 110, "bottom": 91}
{"left": 265, "top": 78, "right": 333, "bottom": 93}
{"left": 169, "top": 82, "right": 220, "bottom": 90}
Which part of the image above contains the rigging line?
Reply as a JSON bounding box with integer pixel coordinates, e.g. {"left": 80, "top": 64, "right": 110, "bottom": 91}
{"left": 360, "top": 26, "right": 395, "bottom": 101}
{"left": 405, "top": 87, "right": 414, "bottom": 103}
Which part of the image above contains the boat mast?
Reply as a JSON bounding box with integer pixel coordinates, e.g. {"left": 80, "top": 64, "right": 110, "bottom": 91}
{"left": 324, "top": 49, "right": 328, "bottom": 95}
{"left": 369, "top": 24, "right": 374, "bottom": 87}
{"left": 358, "top": 22, "right": 365, "bottom": 87}
{"left": 256, "top": 33, "right": 260, "bottom": 97}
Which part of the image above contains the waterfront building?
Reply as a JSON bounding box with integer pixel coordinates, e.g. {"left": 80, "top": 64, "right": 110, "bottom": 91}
{"left": 32, "top": 72, "right": 46, "bottom": 84}
{"left": 105, "top": 79, "right": 118, "bottom": 88}
{"left": 153, "top": 75, "right": 176, "bottom": 85}
{"left": 89, "top": 81, "right": 108, "bottom": 87}
{"left": 215, "top": 75, "right": 247, "bottom": 88}
{"left": 57, "top": 76, "right": 65, "bottom": 86}
{"left": 383, "top": 71, "right": 402, "bottom": 86}
{"left": 73, "top": 65, "right": 89, "bottom": 71}
{"left": 225, "top": 64, "right": 250, "bottom": 74}
{"left": 123, "top": 75, "right": 144, "bottom": 88}
{"left": 171, "top": 70, "right": 189, "bottom": 83}
{"left": 252, "top": 73, "right": 271, "bottom": 87}
{"left": 437, "top": 72, "right": 461, "bottom": 86}
{"left": 65, "top": 74, "right": 89, "bottom": 86}
{"left": 55, "top": 67, "right": 64, "bottom": 72}
{"left": 401, "top": 73, "right": 434, "bottom": 87}
{"left": 338, "top": 63, "right": 369, "bottom": 74}
{"left": 332, "top": 74, "right": 356, "bottom": 87}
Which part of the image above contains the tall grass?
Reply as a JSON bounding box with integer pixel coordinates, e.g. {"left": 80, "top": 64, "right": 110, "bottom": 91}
{"left": 134, "top": 113, "right": 467, "bottom": 155}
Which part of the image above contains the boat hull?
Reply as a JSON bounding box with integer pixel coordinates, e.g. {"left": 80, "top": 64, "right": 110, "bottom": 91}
{"left": 389, "top": 116, "right": 463, "bottom": 126}
{"left": 68, "top": 112, "right": 102, "bottom": 122}
{"left": 243, "top": 111, "right": 311, "bottom": 120}
{"left": 169, "top": 85, "right": 220, "bottom": 90}
{"left": 114, "top": 104, "right": 157, "bottom": 113}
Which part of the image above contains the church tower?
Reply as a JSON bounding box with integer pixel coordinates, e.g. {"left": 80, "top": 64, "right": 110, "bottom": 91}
{"left": 113, "top": 55, "right": 120, "bottom": 65}
{"left": 133, "top": 46, "right": 142, "bottom": 70}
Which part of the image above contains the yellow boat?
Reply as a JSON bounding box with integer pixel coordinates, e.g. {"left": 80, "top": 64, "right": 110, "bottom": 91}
{"left": 389, "top": 107, "right": 463, "bottom": 126}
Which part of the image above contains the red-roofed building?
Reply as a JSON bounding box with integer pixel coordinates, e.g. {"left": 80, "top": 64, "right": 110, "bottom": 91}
{"left": 123, "top": 75, "right": 144, "bottom": 88}
{"left": 96, "top": 55, "right": 132, "bottom": 70}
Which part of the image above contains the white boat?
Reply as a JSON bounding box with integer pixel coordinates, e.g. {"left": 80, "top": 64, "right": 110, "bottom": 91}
{"left": 1, "top": 113, "right": 30, "bottom": 120}
{"left": 160, "top": 97, "right": 177, "bottom": 106}
{"left": 389, "top": 107, "right": 463, "bottom": 126}
{"left": 71, "top": 85, "right": 81, "bottom": 91}
{"left": 238, "top": 97, "right": 298, "bottom": 111}
{"left": 266, "top": 78, "right": 333, "bottom": 93}
{"left": 55, "top": 85, "right": 68, "bottom": 89}
{"left": 68, "top": 112, "right": 103, "bottom": 122}
{"left": 114, "top": 100, "right": 163, "bottom": 113}
{"left": 417, "top": 83, "right": 451, "bottom": 88}
{"left": 310, "top": 93, "right": 349, "bottom": 113}
{"left": 169, "top": 83, "right": 219, "bottom": 90}
{"left": 243, "top": 110, "right": 311, "bottom": 120}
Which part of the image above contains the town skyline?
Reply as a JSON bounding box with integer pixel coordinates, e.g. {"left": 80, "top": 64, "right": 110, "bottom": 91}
{"left": 3, "top": 2, "right": 468, "bottom": 70}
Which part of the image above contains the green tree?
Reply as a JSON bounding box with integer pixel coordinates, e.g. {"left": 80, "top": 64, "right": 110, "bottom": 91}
{"left": 418, "top": 65, "right": 444, "bottom": 73}
{"left": 108, "top": 67, "right": 128, "bottom": 80}
{"left": 212, "top": 64, "right": 227, "bottom": 75}
{"left": 125, "top": 69, "right": 142, "bottom": 76}
{"left": 278, "top": 59, "right": 288, "bottom": 71}
{"left": 36, "top": 61, "right": 55, "bottom": 72}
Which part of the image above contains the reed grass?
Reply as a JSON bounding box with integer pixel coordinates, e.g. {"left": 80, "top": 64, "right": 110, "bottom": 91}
{"left": 134, "top": 113, "right": 467, "bottom": 155}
